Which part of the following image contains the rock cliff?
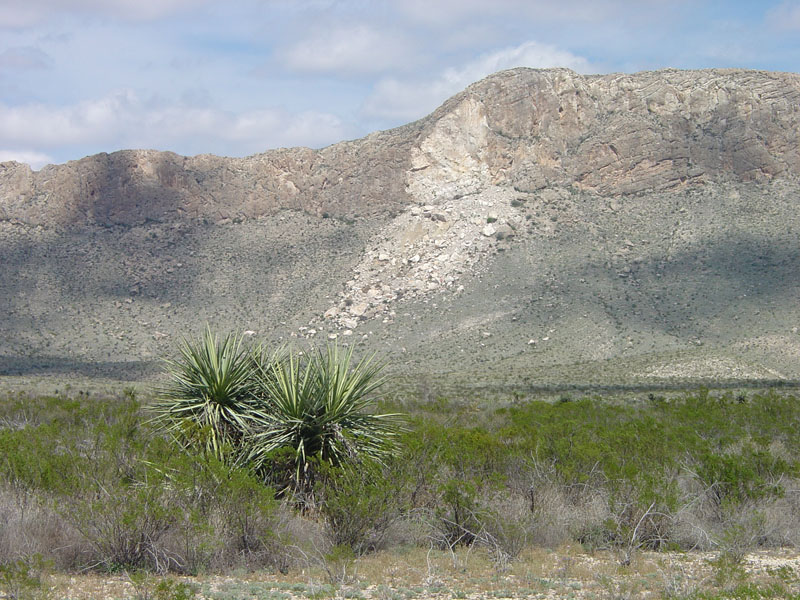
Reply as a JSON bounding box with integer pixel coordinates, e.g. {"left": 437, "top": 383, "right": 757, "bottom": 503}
{"left": 4, "top": 68, "right": 800, "bottom": 228}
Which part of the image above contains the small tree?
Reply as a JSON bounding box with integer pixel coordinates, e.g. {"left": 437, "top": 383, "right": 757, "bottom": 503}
{"left": 152, "top": 330, "right": 403, "bottom": 502}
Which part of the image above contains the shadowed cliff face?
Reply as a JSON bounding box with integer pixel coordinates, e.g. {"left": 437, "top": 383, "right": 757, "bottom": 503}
{"left": 1, "top": 68, "right": 799, "bottom": 386}
{"left": 0, "top": 124, "right": 422, "bottom": 228}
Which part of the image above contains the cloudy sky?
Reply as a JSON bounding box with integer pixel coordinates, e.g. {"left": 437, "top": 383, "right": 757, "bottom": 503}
{"left": 1, "top": 0, "right": 799, "bottom": 169}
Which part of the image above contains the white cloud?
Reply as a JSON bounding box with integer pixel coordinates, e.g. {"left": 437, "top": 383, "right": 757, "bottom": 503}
{"left": 397, "top": 0, "right": 630, "bottom": 26}
{"left": 450, "top": 40, "right": 593, "bottom": 81}
{"left": 280, "top": 24, "right": 416, "bottom": 75}
{"left": 127, "top": 104, "right": 348, "bottom": 151}
{"left": 767, "top": 1, "right": 800, "bottom": 30}
{"left": 0, "top": 0, "right": 208, "bottom": 26}
{"left": 0, "top": 91, "right": 350, "bottom": 165}
{"left": 0, "top": 149, "right": 54, "bottom": 169}
{"left": 0, "top": 92, "right": 134, "bottom": 146}
{"left": 362, "top": 40, "right": 594, "bottom": 122}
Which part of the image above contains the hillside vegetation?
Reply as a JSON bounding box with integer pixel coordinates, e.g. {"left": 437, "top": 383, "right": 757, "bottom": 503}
{"left": 2, "top": 68, "right": 800, "bottom": 386}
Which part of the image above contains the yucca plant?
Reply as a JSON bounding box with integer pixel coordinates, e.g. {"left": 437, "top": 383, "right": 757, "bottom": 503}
{"left": 248, "top": 344, "right": 403, "bottom": 497}
{"left": 151, "top": 326, "right": 259, "bottom": 462}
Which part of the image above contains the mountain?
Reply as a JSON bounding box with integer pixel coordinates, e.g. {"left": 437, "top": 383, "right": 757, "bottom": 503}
{"left": 2, "top": 67, "right": 800, "bottom": 389}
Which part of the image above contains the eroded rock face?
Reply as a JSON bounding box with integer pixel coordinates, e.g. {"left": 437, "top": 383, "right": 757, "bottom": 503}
{"left": 421, "top": 68, "right": 800, "bottom": 197}
{"left": 0, "top": 135, "right": 419, "bottom": 227}
{"left": 317, "top": 69, "right": 800, "bottom": 336}
{"left": 3, "top": 68, "right": 800, "bottom": 229}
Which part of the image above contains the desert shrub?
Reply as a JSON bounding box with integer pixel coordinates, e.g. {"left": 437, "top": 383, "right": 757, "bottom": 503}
{"left": 156, "top": 448, "right": 286, "bottom": 573}
{"left": 0, "top": 554, "right": 52, "bottom": 600}
{"left": 525, "top": 482, "right": 605, "bottom": 548}
{"left": 398, "top": 419, "right": 508, "bottom": 503}
{"left": 0, "top": 392, "right": 288, "bottom": 574}
{"left": 0, "top": 420, "right": 83, "bottom": 495}
{"left": 495, "top": 391, "right": 800, "bottom": 555}
{"left": 435, "top": 447, "right": 507, "bottom": 548}
{"left": 150, "top": 327, "right": 263, "bottom": 464}
{"left": 213, "top": 464, "right": 283, "bottom": 565}
{"left": 694, "top": 446, "right": 795, "bottom": 510}
{"left": 66, "top": 483, "right": 176, "bottom": 571}
{"left": 316, "top": 461, "right": 400, "bottom": 555}
{"left": 393, "top": 419, "right": 509, "bottom": 550}
{"left": 433, "top": 478, "right": 484, "bottom": 548}
{"left": 478, "top": 492, "right": 531, "bottom": 569}
{"left": 247, "top": 343, "right": 403, "bottom": 500}
{"left": 53, "top": 411, "right": 183, "bottom": 572}
{"left": 3, "top": 385, "right": 800, "bottom": 575}
{"left": 0, "top": 485, "right": 84, "bottom": 569}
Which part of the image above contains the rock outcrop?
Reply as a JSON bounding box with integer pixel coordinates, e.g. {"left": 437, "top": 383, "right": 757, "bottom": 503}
{"left": 3, "top": 68, "right": 799, "bottom": 228}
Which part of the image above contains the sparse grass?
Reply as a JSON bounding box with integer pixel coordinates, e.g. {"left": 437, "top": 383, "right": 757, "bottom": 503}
{"left": 178, "top": 548, "right": 800, "bottom": 599}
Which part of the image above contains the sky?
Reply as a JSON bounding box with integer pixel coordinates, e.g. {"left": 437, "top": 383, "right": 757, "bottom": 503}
{"left": 1, "top": 0, "right": 800, "bottom": 169}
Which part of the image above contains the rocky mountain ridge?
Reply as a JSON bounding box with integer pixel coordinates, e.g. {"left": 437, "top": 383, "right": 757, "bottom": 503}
{"left": 2, "top": 68, "right": 799, "bottom": 387}
{"left": 4, "top": 68, "right": 800, "bottom": 228}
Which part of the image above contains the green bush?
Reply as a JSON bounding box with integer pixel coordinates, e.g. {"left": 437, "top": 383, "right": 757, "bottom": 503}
{"left": 0, "top": 392, "right": 286, "bottom": 574}
{"left": 3, "top": 386, "right": 800, "bottom": 575}
{"left": 695, "top": 446, "right": 795, "bottom": 509}
{"left": 317, "top": 462, "right": 400, "bottom": 555}
{"left": 152, "top": 331, "right": 403, "bottom": 501}
{"left": 435, "top": 478, "right": 484, "bottom": 548}
{"left": 151, "top": 326, "right": 262, "bottom": 463}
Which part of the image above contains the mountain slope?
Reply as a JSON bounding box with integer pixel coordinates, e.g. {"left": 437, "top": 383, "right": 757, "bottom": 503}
{"left": 1, "top": 68, "right": 799, "bottom": 387}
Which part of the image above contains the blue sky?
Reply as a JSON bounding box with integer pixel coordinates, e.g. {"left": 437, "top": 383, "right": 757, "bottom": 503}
{"left": 1, "top": 0, "right": 799, "bottom": 169}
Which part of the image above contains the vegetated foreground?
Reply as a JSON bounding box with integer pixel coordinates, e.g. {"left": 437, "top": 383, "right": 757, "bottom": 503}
{"left": 3, "top": 383, "right": 800, "bottom": 598}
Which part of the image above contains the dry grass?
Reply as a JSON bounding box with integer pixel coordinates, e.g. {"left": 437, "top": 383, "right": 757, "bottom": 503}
{"left": 40, "top": 546, "right": 800, "bottom": 599}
